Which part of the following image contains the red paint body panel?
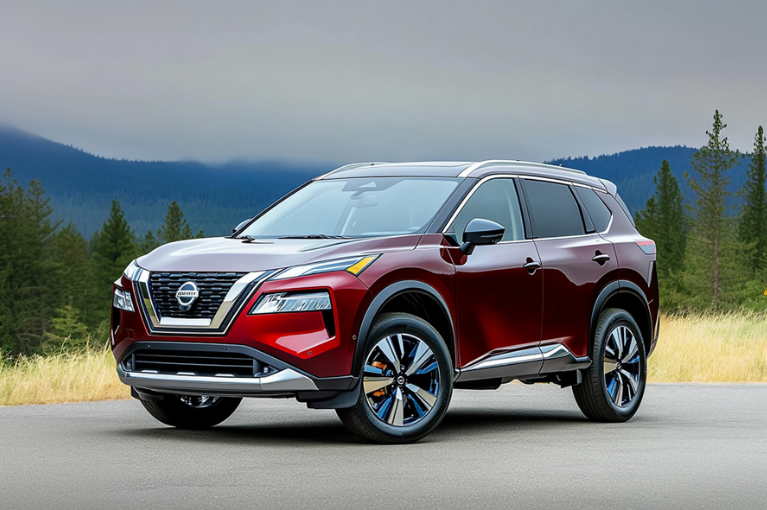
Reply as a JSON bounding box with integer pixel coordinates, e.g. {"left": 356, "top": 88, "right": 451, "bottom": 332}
{"left": 448, "top": 240, "right": 543, "bottom": 367}
{"left": 534, "top": 234, "right": 619, "bottom": 358}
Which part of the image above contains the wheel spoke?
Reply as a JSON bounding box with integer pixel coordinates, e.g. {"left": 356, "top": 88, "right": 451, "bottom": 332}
{"left": 363, "top": 363, "right": 384, "bottom": 376}
{"left": 620, "top": 369, "right": 638, "bottom": 393}
{"left": 603, "top": 358, "right": 618, "bottom": 375}
{"left": 377, "top": 336, "right": 400, "bottom": 368}
{"left": 405, "top": 382, "right": 436, "bottom": 410}
{"left": 609, "top": 330, "right": 622, "bottom": 359}
{"left": 405, "top": 340, "right": 434, "bottom": 376}
{"left": 622, "top": 336, "right": 638, "bottom": 364}
{"left": 386, "top": 387, "right": 405, "bottom": 426}
{"left": 364, "top": 376, "right": 394, "bottom": 395}
{"left": 612, "top": 374, "right": 624, "bottom": 406}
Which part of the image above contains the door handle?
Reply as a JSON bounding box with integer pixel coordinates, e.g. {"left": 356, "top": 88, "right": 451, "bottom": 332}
{"left": 523, "top": 260, "right": 541, "bottom": 275}
{"left": 592, "top": 253, "right": 611, "bottom": 265}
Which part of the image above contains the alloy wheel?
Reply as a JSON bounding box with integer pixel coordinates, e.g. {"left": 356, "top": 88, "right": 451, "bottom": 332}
{"left": 363, "top": 333, "right": 441, "bottom": 427}
{"left": 602, "top": 325, "right": 642, "bottom": 408}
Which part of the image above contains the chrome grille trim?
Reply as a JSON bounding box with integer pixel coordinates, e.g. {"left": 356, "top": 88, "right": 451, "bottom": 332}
{"left": 133, "top": 269, "right": 268, "bottom": 335}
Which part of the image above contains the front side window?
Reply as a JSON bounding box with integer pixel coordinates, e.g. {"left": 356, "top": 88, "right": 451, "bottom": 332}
{"left": 522, "top": 179, "right": 585, "bottom": 238}
{"left": 449, "top": 178, "right": 525, "bottom": 242}
{"left": 241, "top": 177, "right": 460, "bottom": 238}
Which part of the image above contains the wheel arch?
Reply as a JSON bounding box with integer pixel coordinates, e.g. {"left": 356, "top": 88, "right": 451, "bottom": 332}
{"left": 591, "top": 280, "right": 652, "bottom": 355}
{"left": 353, "top": 280, "right": 456, "bottom": 375}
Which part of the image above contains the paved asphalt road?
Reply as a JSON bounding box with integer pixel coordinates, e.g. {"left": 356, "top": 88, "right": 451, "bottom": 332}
{"left": 2, "top": 384, "right": 766, "bottom": 510}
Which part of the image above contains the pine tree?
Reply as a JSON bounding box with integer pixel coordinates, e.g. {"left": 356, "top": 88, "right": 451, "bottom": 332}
{"left": 140, "top": 230, "right": 159, "bottom": 254}
{"left": 52, "top": 223, "right": 99, "bottom": 329}
{"left": 0, "top": 169, "right": 60, "bottom": 354}
{"left": 635, "top": 160, "right": 687, "bottom": 278}
{"left": 685, "top": 110, "right": 743, "bottom": 308}
{"left": 91, "top": 200, "right": 137, "bottom": 325}
{"left": 157, "top": 201, "right": 189, "bottom": 244}
{"left": 739, "top": 126, "right": 767, "bottom": 275}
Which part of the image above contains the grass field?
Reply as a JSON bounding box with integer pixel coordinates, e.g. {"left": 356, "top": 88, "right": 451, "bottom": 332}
{"left": 1, "top": 313, "right": 766, "bottom": 406}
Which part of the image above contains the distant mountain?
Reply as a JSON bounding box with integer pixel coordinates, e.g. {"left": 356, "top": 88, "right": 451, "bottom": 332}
{"left": 547, "top": 146, "right": 750, "bottom": 215}
{"left": 0, "top": 127, "right": 331, "bottom": 237}
{"left": 1, "top": 127, "right": 751, "bottom": 237}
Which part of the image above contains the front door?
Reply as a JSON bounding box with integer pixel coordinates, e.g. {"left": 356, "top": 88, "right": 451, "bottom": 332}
{"left": 446, "top": 178, "right": 543, "bottom": 368}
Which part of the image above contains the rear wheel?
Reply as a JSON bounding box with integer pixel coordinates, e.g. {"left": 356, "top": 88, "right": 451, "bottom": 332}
{"left": 140, "top": 394, "right": 242, "bottom": 429}
{"left": 573, "top": 308, "right": 647, "bottom": 422}
{"left": 337, "top": 313, "right": 453, "bottom": 444}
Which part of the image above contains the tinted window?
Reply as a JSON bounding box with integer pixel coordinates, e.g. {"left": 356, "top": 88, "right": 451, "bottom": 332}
{"left": 523, "top": 180, "right": 585, "bottom": 238}
{"left": 575, "top": 187, "right": 612, "bottom": 232}
{"left": 451, "top": 179, "right": 525, "bottom": 242}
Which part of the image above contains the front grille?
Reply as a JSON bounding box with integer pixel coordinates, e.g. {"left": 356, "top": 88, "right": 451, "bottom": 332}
{"left": 149, "top": 272, "right": 246, "bottom": 319}
{"left": 131, "top": 349, "right": 266, "bottom": 377}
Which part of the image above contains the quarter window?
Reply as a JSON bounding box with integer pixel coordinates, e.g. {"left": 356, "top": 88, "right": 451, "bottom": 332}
{"left": 522, "top": 180, "right": 585, "bottom": 238}
{"left": 574, "top": 187, "right": 612, "bottom": 232}
{"left": 450, "top": 179, "right": 525, "bottom": 242}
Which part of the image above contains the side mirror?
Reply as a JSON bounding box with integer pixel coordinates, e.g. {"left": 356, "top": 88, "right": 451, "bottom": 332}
{"left": 461, "top": 218, "right": 505, "bottom": 255}
{"left": 233, "top": 219, "right": 251, "bottom": 234}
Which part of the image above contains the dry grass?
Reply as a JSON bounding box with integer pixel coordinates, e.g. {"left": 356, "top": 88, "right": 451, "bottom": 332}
{"left": 1, "top": 312, "right": 766, "bottom": 406}
{"left": 0, "top": 346, "right": 129, "bottom": 406}
{"left": 649, "top": 312, "right": 767, "bottom": 382}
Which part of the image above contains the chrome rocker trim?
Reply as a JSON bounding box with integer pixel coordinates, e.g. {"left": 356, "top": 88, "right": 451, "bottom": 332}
{"left": 456, "top": 343, "right": 591, "bottom": 382}
{"left": 132, "top": 269, "right": 269, "bottom": 335}
{"left": 118, "top": 365, "right": 319, "bottom": 396}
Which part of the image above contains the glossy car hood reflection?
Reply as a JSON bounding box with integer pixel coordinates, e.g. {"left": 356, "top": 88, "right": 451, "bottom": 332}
{"left": 136, "top": 236, "right": 421, "bottom": 272}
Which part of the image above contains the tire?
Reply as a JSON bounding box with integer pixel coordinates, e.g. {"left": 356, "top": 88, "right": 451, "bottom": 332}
{"left": 336, "top": 313, "right": 453, "bottom": 444}
{"left": 573, "top": 308, "right": 647, "bottom": 422}
{"left": 140, "top": 394, "right": 242, "bottom": 429}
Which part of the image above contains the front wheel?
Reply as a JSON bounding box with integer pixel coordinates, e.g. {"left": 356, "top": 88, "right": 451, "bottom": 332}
{"left": 337, "top": 313, "right": 453, "bottom": 444}
{"left": 141, "top": 394, "right": 242, "bottom": 429}
{"left": 573, "top": 308, "right": 647, "bottom": 422}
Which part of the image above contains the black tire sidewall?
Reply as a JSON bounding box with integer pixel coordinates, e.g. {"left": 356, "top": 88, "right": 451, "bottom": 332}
{"left": 594, "top": 310, "right": 647, "bottom": 420}
{"left": 355, "top": 313, "right": 453, "bottom": 441}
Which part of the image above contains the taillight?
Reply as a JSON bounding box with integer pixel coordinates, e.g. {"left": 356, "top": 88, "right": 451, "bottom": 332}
{"left": 636, "top": 240, "right": 656, "bottom": 254}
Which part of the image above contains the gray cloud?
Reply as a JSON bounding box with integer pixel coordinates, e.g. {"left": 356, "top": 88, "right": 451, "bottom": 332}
{"left": 1, "top": 0, "right": 765, "bottom": 163}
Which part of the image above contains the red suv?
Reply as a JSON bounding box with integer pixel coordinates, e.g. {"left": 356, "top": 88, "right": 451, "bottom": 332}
{"left": 111, "top": 160, "right": 659, "bottom": 443}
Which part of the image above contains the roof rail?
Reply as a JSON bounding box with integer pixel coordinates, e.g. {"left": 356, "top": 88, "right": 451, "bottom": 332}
{"left": 457, "top": 160, "right": 586, "bottom": 178}
{"left": 315, "top": 162, "right": 388, "bottom": 180}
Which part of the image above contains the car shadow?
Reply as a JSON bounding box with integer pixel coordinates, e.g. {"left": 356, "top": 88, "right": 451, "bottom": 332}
{"left": 106, "top": 407, "right": 590, "bottom": 447}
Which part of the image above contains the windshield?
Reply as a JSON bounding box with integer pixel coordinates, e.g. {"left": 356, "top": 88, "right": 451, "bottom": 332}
{"left": 240, "top": 177, "right": 460, "bottom": 239}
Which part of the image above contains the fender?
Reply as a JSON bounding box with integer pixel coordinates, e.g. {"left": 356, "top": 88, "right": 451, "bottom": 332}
{"left": 590, "top": 280, "right": 652, "bottom": 351}
{"left": 352, "top": 280, "right": 456, "bottom": 376}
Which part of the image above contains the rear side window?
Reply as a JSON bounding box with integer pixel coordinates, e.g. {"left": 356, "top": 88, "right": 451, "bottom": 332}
{"left": 574, "top": 187, "right": 612, "bottom": 232}
{"left": 522, "top": 179, "right": 585, "bottom": 238}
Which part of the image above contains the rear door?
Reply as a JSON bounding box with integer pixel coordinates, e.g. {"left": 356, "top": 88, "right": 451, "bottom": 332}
{"left": 446, "top": 177, "right": 543, "bottom": 367}
{"left": 520, "top": 178, "right": 618, "bottom": 359}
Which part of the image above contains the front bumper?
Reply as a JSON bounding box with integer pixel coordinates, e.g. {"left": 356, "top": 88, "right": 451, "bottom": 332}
{"left": 117, "top": 341, "right": 357, "bottom": 398}
{"left": 118, "top": 366, "right": 319, "bottom": 396}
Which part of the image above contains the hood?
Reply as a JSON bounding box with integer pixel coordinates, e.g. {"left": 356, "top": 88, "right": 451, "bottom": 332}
{"left": 136, "top": 235, "right": 421, "bottom": 273}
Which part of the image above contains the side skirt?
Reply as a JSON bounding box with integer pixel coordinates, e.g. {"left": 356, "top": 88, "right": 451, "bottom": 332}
{"left": 455, "top": 343, "right": 590, "bottom": 383}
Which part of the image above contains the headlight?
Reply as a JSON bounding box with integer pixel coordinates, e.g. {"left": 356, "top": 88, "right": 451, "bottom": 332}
{"left": 270, "top": 255, "right": 379, "bottom": 281}
{"left": 250, "top": 291, "right": 332, "bottom": 314}
{"left": 113, "top": 288, "right": 135, "bottom": 312}
{"left": 123, "top": 260, "right": 141, "bottom": 280}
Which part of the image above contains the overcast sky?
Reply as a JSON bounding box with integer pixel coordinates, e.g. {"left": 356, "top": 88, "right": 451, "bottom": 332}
{"left": 1, "top": 0, "right": 765, "bottom": 163}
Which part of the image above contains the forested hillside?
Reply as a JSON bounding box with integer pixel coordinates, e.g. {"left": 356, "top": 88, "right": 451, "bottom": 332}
{"left": 2, "top": 126, "right": 754, "bottom": 237}
{"left": 547, "top": 146, "right": 750, "bottom": 214}
{"left": 0, "top": 127, "right": 329, "bottom": 237}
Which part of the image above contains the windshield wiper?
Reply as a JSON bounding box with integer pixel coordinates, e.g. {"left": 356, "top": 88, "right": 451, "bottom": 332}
{"left": 278, "top": 234, "right": 348, "bottom": 239}
{"left": 240, "top": 235, "right": 270, "bottom": 243}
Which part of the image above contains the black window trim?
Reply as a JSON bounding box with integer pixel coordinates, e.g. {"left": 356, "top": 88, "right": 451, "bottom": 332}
{"left": 572, "top": 183, "right": 614, "bottom": 235}
{"left": 518, "top": 176, "right": 606, "bottom": 241}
